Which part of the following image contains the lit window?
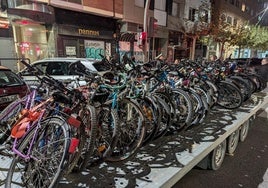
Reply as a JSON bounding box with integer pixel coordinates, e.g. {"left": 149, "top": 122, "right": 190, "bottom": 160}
{"left": 241, "top": 3, "right": 246, "bottom": 12}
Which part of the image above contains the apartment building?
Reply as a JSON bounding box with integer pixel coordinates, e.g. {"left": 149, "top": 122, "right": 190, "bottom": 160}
{"left": 0, "top": 0, "right": 213, "bottom": 66}
{"left": 1, "top": 0, "right": 267, "bottom": 66}
{"left": 0, "top": 0, "right": 123, "bottom": 66}
{"left": 121, "top": 0, "right": 211, "bottom": 61}
{"left": 210, "top": 0, "right": 268, "bottom": 58}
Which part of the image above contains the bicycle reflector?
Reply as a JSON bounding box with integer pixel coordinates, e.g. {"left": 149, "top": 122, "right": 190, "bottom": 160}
{"left": 67, "top": 115, "right": 81, "bottom": 128}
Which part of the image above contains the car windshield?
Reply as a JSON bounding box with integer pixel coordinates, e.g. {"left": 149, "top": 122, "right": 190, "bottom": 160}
{"left": 0, "top": 70, "right": 25, "bottom": 87}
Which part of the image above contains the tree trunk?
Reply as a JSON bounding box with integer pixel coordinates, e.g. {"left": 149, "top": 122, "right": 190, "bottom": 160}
{"left": 190, "top": 36, "right": 197, "bottom": 60}
{"left": 219, "top": 41, "right": 225, "bottom": 59}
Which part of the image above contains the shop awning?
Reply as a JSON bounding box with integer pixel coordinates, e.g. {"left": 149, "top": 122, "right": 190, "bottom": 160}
{"left": 120, "top": 32, "right": 135, "bottom": 42}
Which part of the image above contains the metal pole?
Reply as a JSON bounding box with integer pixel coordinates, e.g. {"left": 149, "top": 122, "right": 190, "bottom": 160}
{"left": 143, "top": 0, "right": 151, "bottom": 62}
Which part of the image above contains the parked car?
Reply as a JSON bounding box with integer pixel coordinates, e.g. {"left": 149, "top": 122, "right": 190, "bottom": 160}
{"left": 18, "top": 57, "right": 111, "bottom": 88}
{"left": 0, "top": 66, "right": 29, "bottom": 111}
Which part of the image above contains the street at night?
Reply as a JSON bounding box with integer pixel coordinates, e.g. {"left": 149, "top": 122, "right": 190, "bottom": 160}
{"left": 0, "top": 0, "right": 268, "bottom": 187}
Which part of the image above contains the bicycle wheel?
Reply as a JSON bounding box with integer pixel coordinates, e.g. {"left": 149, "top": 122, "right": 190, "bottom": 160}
{"left": 151, "top": 94, "right": 172, "bottom": 139}
{"left": 237, "top": 73, "right": 257, "bottom": 94}
{"left": 216, "top": 80, "right": 243, "bottom": 109}
{"left": 228, "top": 76, "right": 252, "bottom": 101}
{"left": 85, "top": 105, "right": 119, "bottom": 167}
{"left": 5, "top": 116, "right": 70, "bottom": 188}
{"left": 137, "top": 96, "right": 160, "bottom": 144}
{"left": 190, "top": 87, "right": 209, "bottom": 124}
{"left": 106, "top": 98, "right": 146, "bottom": 162}
{"left": 76, "top": 105, "right": 98, "bottom": 170}
{"left": 185, "top": 88, "right": 206, "bottom": 126}
{"left": 205, "top": 80, "right": 219, "bottom": 108}
{"left": 0, "top": 97, "right": 25, "bottom": 145}
{"left": 64, "top": 117, "right": 86, "bottom": 174}
{"left": 194, "top": 85, "right": 212, "bottom": 110}
{"left": 171, "top": 88, "right": 193, "bottom": 129}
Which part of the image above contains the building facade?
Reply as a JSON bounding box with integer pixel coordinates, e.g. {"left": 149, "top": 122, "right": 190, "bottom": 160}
{"left": 121, "top": 0, "right": 211, "bottom": 62}
{"left": 0, "top": 0, "right": 123, "bottom": 70}
{"left": 3, "top": 0, "right": 266, "bottom": 70}
{"left": 210, "top": 0, "right": 268, "bottom": 59}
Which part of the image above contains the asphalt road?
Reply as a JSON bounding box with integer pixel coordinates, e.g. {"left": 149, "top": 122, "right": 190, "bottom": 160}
{"left": 173, "top": 107, "right": 268, "bottom": 188}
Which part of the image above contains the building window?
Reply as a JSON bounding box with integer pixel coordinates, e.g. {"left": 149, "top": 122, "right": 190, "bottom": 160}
{"left": 166, "top": 0, "right": 173, "bottom": 15}
{"left": 233, "top": 18, "right": 237, "bottom": 26}
{"left": 172, "top": 2, "right": 178, "bottom": 17}
{"left": 235, "top": 0, "right": 240, "bottom": 7}
{"left": 245, "top": 6, "right": 250, "bottom": 13}
{"left": 149, "top": 0, "right": 155, "bottom": 10}
{"left": 241, "top": 3, "right": 246, "bottom": 12}
{"left": 135, "top": 0, "right": 144, "bottom": 7}
{"left": 199, "top": 9, "right": 209, "bottom": 23}
{"left": 167, "top": 2, "right": 182, "bottom": 17}
{"left": 155, "top": 0, "right": 166, "bottom": 11}
{"left": 227, "top": 16, "right": 232, "bottom": 24}
{"left": 189, "top": 8, "right": 196, "bottom": 21}
{"left": 220, "top": 14, "right": 226, "bottom": 22}
{"left": 251, "top": 10, "right": 254, "bottom": 16}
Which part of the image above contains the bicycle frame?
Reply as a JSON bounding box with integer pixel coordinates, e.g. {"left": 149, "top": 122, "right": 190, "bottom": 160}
{"left": 12, "top": 109, "right": 46, "bottom": 160}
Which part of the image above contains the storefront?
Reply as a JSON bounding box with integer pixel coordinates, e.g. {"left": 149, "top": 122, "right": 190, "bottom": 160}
{"left": 167, "top": 30, "right": 190, "bottom": 62}
{"left": 5, "top": 4, "right": 54, "bottom": 66}
{"left": 54, "top": 8, "right": 117, "bottom": 60}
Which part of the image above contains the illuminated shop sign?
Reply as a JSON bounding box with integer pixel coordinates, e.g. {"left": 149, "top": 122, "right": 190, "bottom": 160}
{"left": 58, "top": 25, "right": 113, "bottom": 39}
{"left": 78, "top": 29, "right": 99, "bottom": 36}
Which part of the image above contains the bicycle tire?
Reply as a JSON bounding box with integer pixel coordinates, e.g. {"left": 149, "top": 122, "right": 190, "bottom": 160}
{"left": 237, "top": 73, "right": 257, "bottom": 94}
{"left": 106, "top": 98, "right": 146, "bottom": 162}
{"left": 137, "top": 96, "right": 160, "bottom": 144}
{"left": 64, "top": 117, "right": 86, "bottom": 174}
{"left": 171, "top": 88, "right": 194, "bottom": 129}
{"left": 216, "top": 80, "right": 243, "bottom": 109}
{"left": 190, "top": 87, "right": 209, "bottom": 124}
{"left": 186, "top": 88, "right": 206, "bottom": 126}
{"left": 228, "top": 76, "right": 252, "bottom": 101}
{"left": 205, "top": 80, "right": 219, "bottom": 108}
{"left": 151, "top": 94, "right": 172, "bottom": 139}
{"left": 5, "top": 116, "right": 70, "bottom": 188}
{"left": 0, "top": 97, "right": 26, "bottom": 145}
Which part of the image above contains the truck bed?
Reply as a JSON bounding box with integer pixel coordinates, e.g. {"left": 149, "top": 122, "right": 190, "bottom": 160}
{"left": 60, "top": 90, "right": 268, "bottom": 188}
